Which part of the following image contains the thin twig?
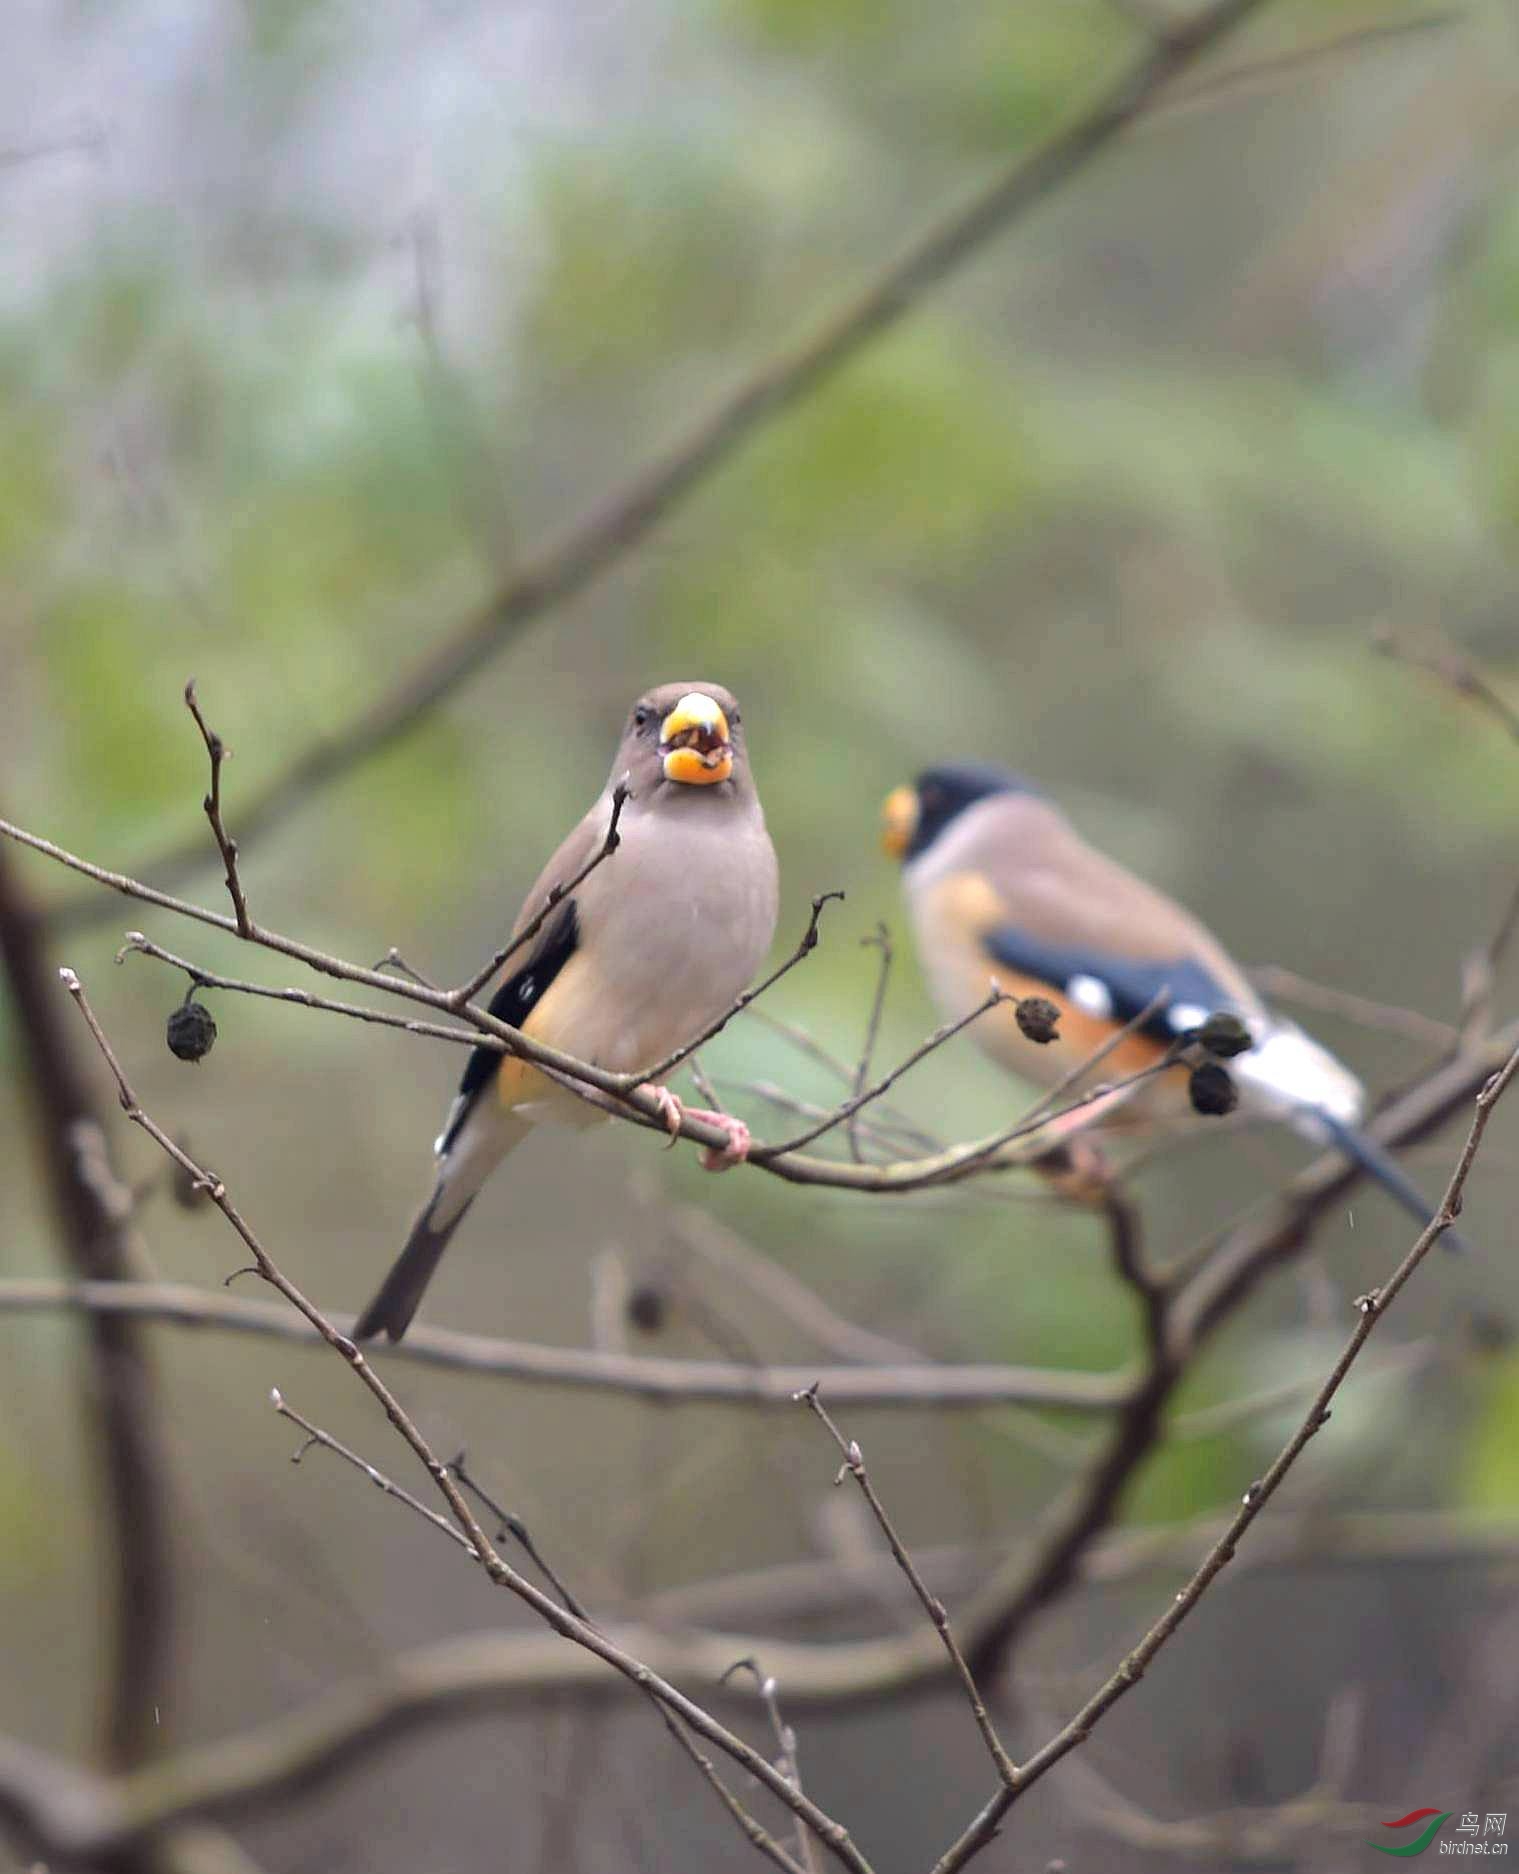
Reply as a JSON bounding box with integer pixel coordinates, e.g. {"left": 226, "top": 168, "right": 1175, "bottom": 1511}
{"left": 117, "top": 933, "right": 498, "bottom": 1052}
{"left": 449, "top": 781, "right": 630, "bottom": 1006}
{"left": 271, "top": 1391, "right": 477, "bottom": 1555}
{"left": 50, "top": 0, "right": 1274, "bottom": 935}
{"left": 1461, "top": 872, "right": 1519, "bottom": 1048}
{"left": 372, "top": 946, "right": 442, "bottom": 992}
{"left": 448, "top": 1453, "right": 591, "bottom": 1619}
{"left": 656, "top": 1716, "right": 809, "bottom": 1874}
{"left": 721, "top": 1659, "right": 821, "bottom": 1874}
{"left": 1372, "top": 623, "right": 1519, "bottom": 745}
{"left": 277, "top": 1408, "right": 812, "bottom": 1874}
{"left": 796, "top": 1386, "right": 1017, "bottom": 1790}
{"left": 1248, "top": 963, "right": 1458, "bottom": 1052}
{"left": 845, "top": 925, "right": 893, "bottom": 1164}
{"left": 756, "top": 988, "right": 1009, "bottom": 1157}
{"left": 183, "top": 682, "right": 252, "bottom": 938}
{"left": 636, "top": 892, "right": 845, "bottom": 1085}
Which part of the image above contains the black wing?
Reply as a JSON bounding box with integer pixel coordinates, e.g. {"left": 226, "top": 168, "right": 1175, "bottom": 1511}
{"left": 439, "top": 900, "right": 581, "bottom": 1154}
{"left": 982, "top": 927, "right": 1243, "bottom": 1042}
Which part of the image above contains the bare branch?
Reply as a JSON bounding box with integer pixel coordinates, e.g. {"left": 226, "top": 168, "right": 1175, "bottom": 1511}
{"left": 118, "top": 932, "right": 496, "bottom": 1053}
{"left": 449, "top": 780, "right": 630, "bottom": 1006}
{"left": 845, "top": 925, "right": 894, "bottom": 1164}
{"left": 796, "top": 1387, "right": 1017, "bottom": 1790}
{"left": 183, "top": 682, "right": 252, "bottom": 938}
{"left": 1372, "top": 623, "right": 1519, "bottom": 746}
{"left": 0, "top": 1278, "right": 1126, "bottom": 1410}
{"left": 271, "top": 1390, "right": 477, "bottom": 1555}
{"left": 1248, "top": 962, "right": 1458, "bottom": 1052}
{"left": 720, "top": 1659, "right": 821, "bottom": 1874}
{"left": 756, "top": 987, "right": 1009, "bottom": 1157}
{"left": 0, "top": 841, "right": 174, "bottom": 1776}
{"left": 635, "top": 891, "right": 845, "bottom": 1085}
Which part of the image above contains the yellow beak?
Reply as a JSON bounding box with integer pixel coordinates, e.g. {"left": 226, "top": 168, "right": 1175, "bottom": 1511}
{"left": 661, "top": 692, "right": 733, "bottom": 786}
{"left": 881, "top": 784, "right": 919, "bottom": 859}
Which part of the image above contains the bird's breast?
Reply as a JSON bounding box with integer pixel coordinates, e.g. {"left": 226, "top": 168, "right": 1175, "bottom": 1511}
{"left": 541, "top": 807, "right": 779, "bottom": 1077}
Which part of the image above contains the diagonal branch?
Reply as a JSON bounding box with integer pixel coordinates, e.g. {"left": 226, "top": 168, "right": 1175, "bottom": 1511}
{"left": 449, "top": 780, "right": 630, "bottom": 1006}
{"left": 797, "top": 1387, "right": 1016, "bottom": 1790}
{"left": 183, "top": 681, "right": 252, "bottom": 938}
{"left": 48, "top": 0, "right": 1274, "bottom": 933}
{"left": 928, "top": 1042, "right": 1519, "bottom": 1874}
{"left": 56, "top": 967, "right": 875, "bottom": 1874}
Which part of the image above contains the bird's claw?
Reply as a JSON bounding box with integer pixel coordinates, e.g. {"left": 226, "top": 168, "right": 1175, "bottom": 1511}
{"left": 688, "top": 1109, "right": 750, "bottom": 1172}
{"left": 636, "top": 1087, "right": 750, "bottom": 1170}
{"left": 640, "top": 1083, "right": 685, "bottom": 1149}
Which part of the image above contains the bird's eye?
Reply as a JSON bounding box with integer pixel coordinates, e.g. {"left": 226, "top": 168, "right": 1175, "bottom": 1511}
{"left": 730, "top": 709, "right": 741, "bottom": 727}
{"left": 632, "top": 706, "right": 653, "bottom": 732}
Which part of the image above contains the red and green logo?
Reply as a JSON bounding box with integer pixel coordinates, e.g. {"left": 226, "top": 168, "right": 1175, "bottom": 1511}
{"left": 1368, "top": 1810, "right": 1452, "bottom": 1857}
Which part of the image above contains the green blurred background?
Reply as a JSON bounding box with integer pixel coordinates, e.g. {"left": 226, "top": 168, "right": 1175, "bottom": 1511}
{"left": 3, "top": 0, "right": 1518, "bottom": 1867}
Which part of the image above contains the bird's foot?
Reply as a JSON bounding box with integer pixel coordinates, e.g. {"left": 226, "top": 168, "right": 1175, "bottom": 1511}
{"left": 640, "top": 1083, "right": 685, "bottom": 1149}
{"left": 687, "top": 1109, "right": 751, "bottom": 1172}
{"left": 635, "top": 1086, "right": 750, "bottom": 1170}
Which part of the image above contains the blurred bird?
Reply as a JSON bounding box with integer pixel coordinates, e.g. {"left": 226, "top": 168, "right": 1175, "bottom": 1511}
{"left": 355, "top": 683, "right": 779, "bottom": 1342}
{"left": 882, "top": 763, "right": 1462, "bottom": 1246}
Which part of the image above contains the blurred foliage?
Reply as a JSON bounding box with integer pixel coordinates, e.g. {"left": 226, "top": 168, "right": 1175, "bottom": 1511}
{"left": 1, "top": 0, "right": 1518, "bottom": 1861}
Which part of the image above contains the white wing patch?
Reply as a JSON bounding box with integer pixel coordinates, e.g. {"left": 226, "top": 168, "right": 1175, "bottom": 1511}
{"left": 1066, "top": 973, "right": 1114, "bottom": 1019}
{"left": 434, "top": 1093, "right": 468, "bottom": 1159}
{"left": 1168, "top": 1001, "right": 1211, "bottom": 1033}
{"left": 1231, "top": 1024, "right": 1365, "bottom": 1125}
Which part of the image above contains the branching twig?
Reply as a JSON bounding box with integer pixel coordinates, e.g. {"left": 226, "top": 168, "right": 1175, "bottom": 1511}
{"left": 56, "top": 968, "right": 874, "bottom": 1874}
{"left": 928, "top": 1045, "right": 1519, "bottom": 1874}
{"left": 636, "top": 892, "right": 845, "bottom": 1085}
{"left": 447, "top": 1453, "right": 591, "bottom": 1619}
{"left": 271, "top": 1390, "right": 476, "bottom": 1555}
{"left": 184, "top": 682, "right": 252, "bottom": 939}
{"left": 721, "top": 1659, "right": 820, "bottom": 1874}
{"left": 117, "top": 933, "right": 497, "bottom": 1053}
{"left": 756, "top": 987, "right": 1010, "bottom": 1157}
{"left": 845, "top": 925, "right": 893, "bottom": 1164}
{"left": 796, "top": 1386, "right": 1017, "bottom": 1790}
{"left": 449, "top": 781, "right": 630, "bottom": 1006}
{"left": 1248, "top": 963, "right": 1458, "bottom": 1052}
{"left": 280, "top": 1417, "right": 813, "bottom": 1874}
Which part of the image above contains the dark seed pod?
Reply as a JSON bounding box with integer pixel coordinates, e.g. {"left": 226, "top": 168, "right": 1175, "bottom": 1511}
{"left": 1188, "top": 1061, "right": 1238, "bottom": 1117}
{"left": 1195, "top": 1011, "right": 1252, "bottom": 1058}
{"left": 166, "top": 996, "right": 217, "bottom": 1063}
{"left": 625, "top": 1282, "right": 668, "bottom": 1333}
{"left": 1016, "top": 996, "right": 1062, "bottom": 1045}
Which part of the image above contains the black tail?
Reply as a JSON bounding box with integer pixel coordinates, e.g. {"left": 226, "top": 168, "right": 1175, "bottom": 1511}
{"left": 1313, "top": 1109, "right": 1469, "bottom": 1256}
{"left": 353, "top": 1188, "right": 477, "bottom": 1342}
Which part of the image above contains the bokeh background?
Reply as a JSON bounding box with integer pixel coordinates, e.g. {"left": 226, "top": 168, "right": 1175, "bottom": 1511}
{"left": 3, "top": 1, "right": 1519, "bottom": 1867}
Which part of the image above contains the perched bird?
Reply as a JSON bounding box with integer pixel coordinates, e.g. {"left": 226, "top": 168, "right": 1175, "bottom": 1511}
{"left": 882, "top": 762, "right": 1460, "bottom": 1242}
{"left": 355, "top": 683, "right": 779, "bottom": 1342}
